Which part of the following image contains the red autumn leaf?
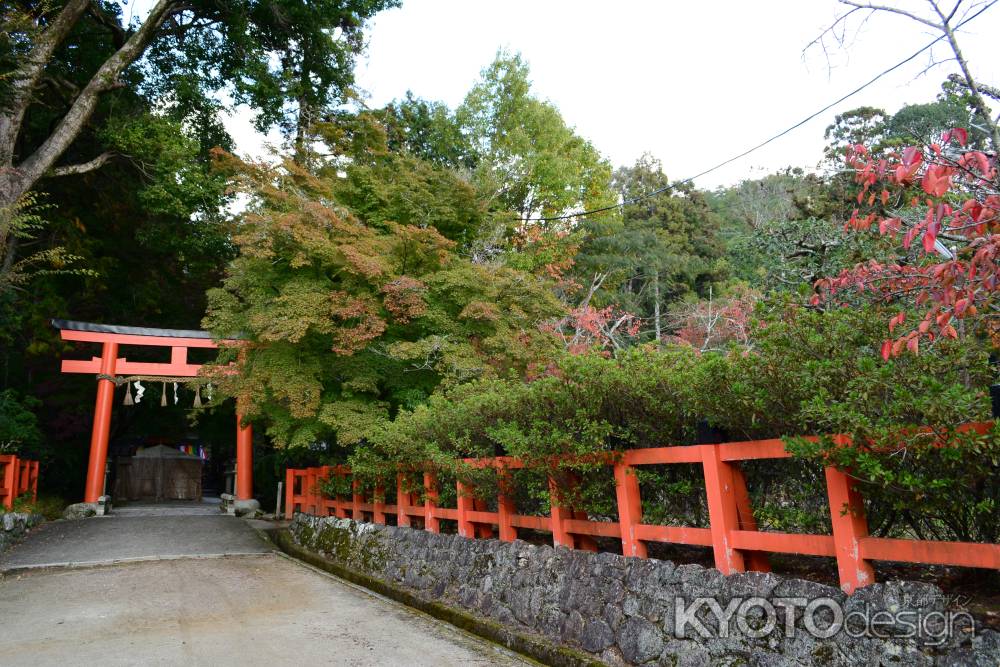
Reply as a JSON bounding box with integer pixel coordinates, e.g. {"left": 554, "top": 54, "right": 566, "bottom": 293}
{"left": 921, "top": 166, "right": 952, "bottom": 197}
{"left": 880, "top": 339, "right": 892, "bottom": 361}
{"left": 906, "top": 337, "right": 919, "bottom": 355}
{"left": 922, "top": 220, "right": 939, "bottom": 253}
{"left": 941, "top": 127, "right": 968, "bottom": 147}
{"left": 901, "top": 146, "right": 922, "bottom": 166}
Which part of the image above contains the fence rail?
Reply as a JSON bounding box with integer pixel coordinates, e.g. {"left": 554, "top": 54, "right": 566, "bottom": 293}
{"left": 0, "top": 454, "right": 39, "bottom": 510}
{"left": 285, "top": 425, "right": 1000, "bottom": 594}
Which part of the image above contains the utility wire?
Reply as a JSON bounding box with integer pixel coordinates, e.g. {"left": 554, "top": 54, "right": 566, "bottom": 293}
{"left": 520, "top": 1, "right": 995, "bottom": 223}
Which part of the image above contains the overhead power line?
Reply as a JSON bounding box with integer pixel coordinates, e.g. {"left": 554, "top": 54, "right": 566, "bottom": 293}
{"left": 519, "top": 1, "right": 996, "bottom": 223}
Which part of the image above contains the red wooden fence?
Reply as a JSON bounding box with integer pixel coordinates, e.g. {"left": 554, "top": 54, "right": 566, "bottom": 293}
{"left": 0, "top": 454, "right": 39, "bottom": 510}
{"left": 285, "top": 428, "right": 1000, "bottom": 594}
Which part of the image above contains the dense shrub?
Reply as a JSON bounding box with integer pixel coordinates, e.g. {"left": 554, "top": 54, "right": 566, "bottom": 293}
{"left": 344, "top": 304, "right": 996, "bottom": 542}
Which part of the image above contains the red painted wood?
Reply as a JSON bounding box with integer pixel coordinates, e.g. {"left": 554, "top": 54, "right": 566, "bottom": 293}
{"left": 510, "top": 514, "right": 549, "bottom": 531}
{"left": 614, "top": 462, "right": 647, "bottom": 558}
{"left": 286, "top": 423, "right": 1000, "bottom": 595}
{"left": 473, "top": 498, "right": 495, "bottom": 539}
{"left": 731, "top": 464, "right": 771, "bottom": 572}
{"left": 0, "top": 455, "right": 17, "bottom": 510}
{"left": 563, "top": 519, "right": 621, "bottom": 538}
{"left": 456, "top": 480, "right": 474, "bottom": 538}
{"left": 825, "top": 461, "right": 875, "bottom": 594}
{"left": 729, "top": 530, "right": 836, "bottom": 557}
{"left": 333, "top": 468, "right": 349, "bottom": 519}
{"left": 85, "top": 341, "right": 117, "bottom": 503}
{"left": 352, "top": 480, "right": 364, "bottom": 521}
{"left": 633, "top": 524, "right": 714, "bottom": 546}
{"left": 284, "top": 468, "right": 294, "bottom": 519}
{"left": 717, "top": 438, "right": 798, "bottom": 461}
{"left": 423, "top": 472, "right": 439, "bottom": 533}
{"left": 860, "top": 536, "right": 1000, "bottom": 569}
{"left": 396, "top": 474, "right": 412, "bottom": 528}
{"left": 235, "top": 411, "right": 253, "bottom": 501}
{"left": 701, "top": 444, "right": 746, "bottom": 574}
{"left": 548, "top": 476, "right": 574, "bottom": 549}
{"left": 373, "top": 485, "right": 386, "bottom": 524}
{"left": 497, "top": 471, "right": 518, "bottom": 542}
{"left": 623, "top": 446, "right": 702, "bottom": 465}
{"left": 59, "top": 328, "right": 222, "bottom": 348}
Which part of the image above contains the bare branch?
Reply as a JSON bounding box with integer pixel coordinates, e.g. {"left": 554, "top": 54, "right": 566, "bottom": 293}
{"left": 46, "top": 152, "right": 115, "bottom": 177}
{"left": 86, "top": 0, "right": 127, "bottom": 48}
{"left": 13, "top": 0, "right": 182, "bottom": 192}
{"left": 947, "top": 73, "right": 1000, "bottom": 102}
{"left": 839, "top": 0, "right": 944, "bottom": 30}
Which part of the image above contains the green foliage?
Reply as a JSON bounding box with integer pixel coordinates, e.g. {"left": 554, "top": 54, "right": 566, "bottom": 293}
{"left": 99, "top": 113, "right": 228, "bottom": 219}
{"left": 457, "top": 50, "right": 614, "bottom": 220}
{"left": 344, "top": 303, "right": 993, "bottom": 542}
{"left": 379, "top": 92, "right": 474, "bottom": 170}
{"left": 0, "top": 389, "right": 44, "bottom": 455}
{"left": 323, "top": 112, "right": 484, "bottom": 244}
{"left": 0, "top": 192, "right": 92, "bottom": 295}
{"left": 12, "top": 494, "right": 65, "bottom": 521}
{"left": 574, "top": 154, "right": 725, "bottom": 337}
{"left": 203, "top": 153, "right": 564, "bottom": 450}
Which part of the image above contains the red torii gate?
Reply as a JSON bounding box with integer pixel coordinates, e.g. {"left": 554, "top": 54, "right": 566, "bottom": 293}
{"left": 52, "top": 319, "right": 253, "bottom": 505}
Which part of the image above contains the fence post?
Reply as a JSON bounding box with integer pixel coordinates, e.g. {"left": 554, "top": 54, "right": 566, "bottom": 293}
{"left": 473, "top": 498, "right": 495, "bottom": 539}
{"left": 318, "top": 466, "right": 329, "bottom": 516}
{"left": 456, "top": 479, "right": 474, "bottom": 538}
{"left": 498, "top": 469, "right": 517, "bottom": 542}
{"left": 825, "top": 462, "right": 875, "bottom": 594}
{"left": 285, "top": 468, "right": 295, "bottom": 519}
{"left": 614, "top": 462, "right": 647, "bottom": 558}
{"left": 731, "top": 464, "right": 771, "bottom": 572}
{"left": 351, "top": 478, "right": 364, "bottom": 521}
{"left": 373, "top": 484, "right": 386, "bottom": 524}
{"left": 332, "top": 467, "right": 348, "bottom": 518}
{"left": 397, "top": 473, "right": 412, "bottom": 528}
{"left": 701, "top": 444, "right": 746, "bottom": 574}
{"left": 305, "top": 467, "right": 316, "bottom": 514}
{"left": 0, "top": 456, "right": 14, "bottom": 510}
{"left": 548, "top": 475, "right": 574, "bottom": 548}
{"left": 423, "top": 471, "right": 440, "bottom": 533}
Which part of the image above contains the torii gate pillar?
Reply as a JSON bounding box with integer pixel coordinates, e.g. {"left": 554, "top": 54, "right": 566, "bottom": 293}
{"left": 53, "top": 319, "right": 250, "bottom": 506}
{"left": 84, "top": 341, "right": 118, "bottom": 503}
{"left": 236, "top": 411, "right": 253, "bottom": 501}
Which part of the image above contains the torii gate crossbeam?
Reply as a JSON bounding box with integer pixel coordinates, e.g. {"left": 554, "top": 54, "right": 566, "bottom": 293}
{"left": 52, "top": 319, "right": 252, "bottom": 504}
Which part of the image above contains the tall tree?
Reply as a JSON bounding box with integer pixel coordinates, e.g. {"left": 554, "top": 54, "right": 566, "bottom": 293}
{"left": 574, "top": 155, "right": 724, "bottom": 342}
{"left": 202, "top": 152, "right": 563, "bottom": 449}
{"left": 0, "top": 0, "right": 396, "bottom": 253}
{"left": 457, "top": 51, "right": 614, "bottom": 222}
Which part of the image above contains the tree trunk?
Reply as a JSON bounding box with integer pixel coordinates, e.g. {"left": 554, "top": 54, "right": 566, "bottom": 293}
{"left": 0, "top": 0, "right": 177, "bottom": 214}
{"left": 0, "top": 0, "right": 179, "bottom": 260}
{"left": 652, "top": 269, "right": 662, "bottom": 342}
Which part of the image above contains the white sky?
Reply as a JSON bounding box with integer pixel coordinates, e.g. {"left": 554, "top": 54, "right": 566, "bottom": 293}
{"left": 146, "top": 0, "right": 1000, "bottom": 190}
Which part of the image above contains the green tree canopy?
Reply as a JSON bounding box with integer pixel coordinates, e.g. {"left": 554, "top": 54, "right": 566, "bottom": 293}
{"left": 457, "top": 51, "right": 614, "bottom": 221}
{"left": 203, "top": 153, "right": 564, "bottom": 449}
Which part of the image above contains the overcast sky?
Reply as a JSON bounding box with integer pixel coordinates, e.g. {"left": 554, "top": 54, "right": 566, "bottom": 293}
{"left": 214, "top": 0, "right": 1000, "bottom": 189}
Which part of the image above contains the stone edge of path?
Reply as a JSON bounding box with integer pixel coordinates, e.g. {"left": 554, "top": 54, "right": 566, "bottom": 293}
{"left": 266, "top": 527, "right": 602, "bottom": 667}
{"left": 0, "top": 550, "right": 273, "bottom": 576}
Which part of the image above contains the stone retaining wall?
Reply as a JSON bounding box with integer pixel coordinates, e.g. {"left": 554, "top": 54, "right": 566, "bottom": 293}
{"left": 0, "top": 512, "right": 43, "bottom": 553}
{"left": 290, "top": 514, "right": 999, "bottom": 666}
